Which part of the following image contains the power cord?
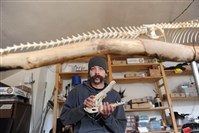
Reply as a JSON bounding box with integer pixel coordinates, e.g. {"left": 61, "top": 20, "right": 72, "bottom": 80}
{"left": 170, "top": 0, "right": 195, "bottom": 23}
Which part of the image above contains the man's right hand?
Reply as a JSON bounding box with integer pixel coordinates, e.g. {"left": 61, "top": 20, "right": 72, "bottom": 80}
{"left": 83, "top": 95, "right": 95, "bottom": 108}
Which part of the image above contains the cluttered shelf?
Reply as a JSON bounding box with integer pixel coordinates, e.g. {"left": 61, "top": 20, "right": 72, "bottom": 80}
{"left": 164, "top": 62, "right": 193, "bottom": 76}
{"left": 111, "top": 63, "right": 159, "bottom": 72}
{"left": 165, "top": 70, "right": 193, "bottom": 76}
{"left": 125, "top": 107, "right": 168, "bottom": 112}
{"left": 171, "top": 96, "right": 199, "bottom": 100}
{"left": 141, "top": 130, "right": 171, "bottom": 133}
{"left": 113, "top": 76, "right": 162, "bottom": 84}
{"left": 163, "top": 94, "right": 199, "bottom": 101}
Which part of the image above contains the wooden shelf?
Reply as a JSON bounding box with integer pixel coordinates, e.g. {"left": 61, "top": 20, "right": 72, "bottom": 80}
{"left": 171, "top": 96, "right": 199, "bottom": 101}
{"left": 163, "top": 94, "right": 199, "bottom": 101}
{"left": 112, "top": 63, "right": 159, "bottom": 72}
{"left": 59, "top": 71, "right": 88, "bottom": 79}
{"left": 141, "top": 130, "right": 171, "bottom": 133}
{"left": 165, "top": 70, "right": 193, "bottom": 76}
{"left": 125, "top": 107, "right": 168, "bottom": 112}
{"left": 113, "top": 76, "right": 162, "bottom": 83}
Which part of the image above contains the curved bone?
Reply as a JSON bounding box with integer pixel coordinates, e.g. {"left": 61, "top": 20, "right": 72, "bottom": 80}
{"left": 1, "top": 39, "right": 198, "bottom": 70}
{"left": 94, "top": 80, "right": 116, "bottom": 101}
{"left": 166, "top": 28, "right": 199, "bottom": 44}
{"left": 84, "top": 80, "right": 124, "bottom": 114}
{"left": 84, "top": 101, "right": 126, "bottom": 114}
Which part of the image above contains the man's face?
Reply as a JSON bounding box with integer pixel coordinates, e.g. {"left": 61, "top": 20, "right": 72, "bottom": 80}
{"left": 89, "top": 66, "right": 107, "bottom": 84}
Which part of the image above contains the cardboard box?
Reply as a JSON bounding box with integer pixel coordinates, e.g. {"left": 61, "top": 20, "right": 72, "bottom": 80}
{"left": 138, "top": 103, "right": 152, "bottom": 108}
{"left": 15, "top": 85, "right": 31, "bottom": 93}
{"left": 124, "top": 72, "right": 147, "bottom": 78}
{"left": 170, "top": 93, "right": 185, "bottom": 98}
{"left": 0, "top": 87, "right": 30, "bottom": 98}
{"left": 144, "top": 58, "right": 158, "bottom": 63}
{"left": 149, "top": 69, "right": 161, "bottom": 76}
{"left": 131, "top": 102, "right": 152, "bottom": 108}
{"left": 112, "top": 60, "right": 126, "bottom": 65}
{"left": 127, "top": 58, "right": 144, "bottom": 64}
{"left": 131, "top": 97, "right": 148, "bottom": 103}
{"left": 131, "top": 103, "right": 139, "bottom": 108}
{"left": 125, "top": 105, "right": 131, "bottom": 110}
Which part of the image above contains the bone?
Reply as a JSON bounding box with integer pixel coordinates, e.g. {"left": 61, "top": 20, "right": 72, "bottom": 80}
{"left": 1, "top": 38, "right": 199, "bottom": 70}
{"left": 195, "top": 31, "right": 199, "bottom": 43}
{"left": 1, "top": 20, "right": 198, "bottom": 55}
{"left": 84, "top": 80, "right": 117, "bottom": 114}
{"left": 94, "top": 80, "right": 116, "bottom": 100}
{"left": 110, "top": 101, "right": 126, "bottom": 108}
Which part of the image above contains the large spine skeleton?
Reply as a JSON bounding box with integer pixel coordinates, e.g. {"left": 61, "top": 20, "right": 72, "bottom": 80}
{"left": 0, "top": 20, "right": 199, "bottom": 70}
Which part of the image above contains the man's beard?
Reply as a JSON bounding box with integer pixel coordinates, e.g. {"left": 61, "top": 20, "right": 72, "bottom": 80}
{"left": 90, "top": 74, "right": 105, "bottom": 84}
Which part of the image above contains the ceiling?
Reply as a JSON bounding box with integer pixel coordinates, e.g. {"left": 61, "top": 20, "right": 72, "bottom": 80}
{"left": 1, "top": 0, "right": 199, "bottom": 50}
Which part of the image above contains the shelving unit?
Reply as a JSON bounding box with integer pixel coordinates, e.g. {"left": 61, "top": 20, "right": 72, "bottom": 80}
{"left": 164, "top": 68, "right": 198, "bottom": 102}
{"left": 164, "top": 67, "right": 199, "bottom": 132}
{"left": 107, "top": 54, "right": 178, "bottom": 133}
{"left": 53, "top": 54, "right": 179, "bottom": 133}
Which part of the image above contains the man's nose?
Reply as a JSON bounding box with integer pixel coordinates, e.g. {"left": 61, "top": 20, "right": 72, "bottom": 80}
{"left": 94, "top": 68, "right": 100, "bottom": 74}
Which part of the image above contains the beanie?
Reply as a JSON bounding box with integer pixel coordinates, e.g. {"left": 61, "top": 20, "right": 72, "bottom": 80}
{"left": 88, "top": 56, "right": 107, "bottom": 72}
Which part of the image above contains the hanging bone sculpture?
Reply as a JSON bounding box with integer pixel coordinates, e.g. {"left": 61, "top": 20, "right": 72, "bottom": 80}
{"left": 84, "top": 80, "right": 125, "bottom": 114}
{"left": 0, "top": 20, "right": 199, "bottom": 70}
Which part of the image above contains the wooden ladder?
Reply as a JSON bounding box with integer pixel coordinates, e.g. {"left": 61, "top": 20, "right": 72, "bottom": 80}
{"left": 156, "top": 63, "right": 178, "bottom": 133}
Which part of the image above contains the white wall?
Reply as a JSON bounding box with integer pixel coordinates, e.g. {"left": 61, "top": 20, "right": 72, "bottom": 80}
{"left": 42, "top": 65, "right": 56, "bottom": 133}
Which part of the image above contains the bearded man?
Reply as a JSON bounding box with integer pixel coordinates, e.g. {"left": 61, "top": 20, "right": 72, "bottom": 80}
{"left": 60, "top": 56, "right": 127, "bottom": 133}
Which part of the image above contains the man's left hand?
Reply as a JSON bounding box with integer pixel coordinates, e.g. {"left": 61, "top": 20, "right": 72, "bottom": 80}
{"left": 99, "top": 102, "right": 115, "bottom": 119}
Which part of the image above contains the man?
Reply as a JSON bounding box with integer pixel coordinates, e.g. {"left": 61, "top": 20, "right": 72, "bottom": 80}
{"left": 60, "top": 56, "right": 127, "bottom": 133}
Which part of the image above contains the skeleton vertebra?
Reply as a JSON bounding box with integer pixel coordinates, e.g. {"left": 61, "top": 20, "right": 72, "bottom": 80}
{"left": 1, "top": 20, "right": 198, "bottom": 55}
{"left": 0, "top": 20, "right": 199, "bottom": 70}
{"left": 84, "top": 80, "right": 125, "bottom": 114}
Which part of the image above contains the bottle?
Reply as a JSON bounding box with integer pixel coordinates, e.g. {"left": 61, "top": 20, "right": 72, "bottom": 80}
{"left": 154, "top": 94, "right": 162, "bottom": 107}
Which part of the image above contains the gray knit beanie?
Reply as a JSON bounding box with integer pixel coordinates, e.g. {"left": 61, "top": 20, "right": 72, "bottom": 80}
{"left": 88, "top": 56, "right": 107, "bottom": 72}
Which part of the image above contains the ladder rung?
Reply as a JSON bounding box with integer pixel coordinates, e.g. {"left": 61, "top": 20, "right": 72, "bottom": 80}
{"left": 158, "top": 83, "right": 164, "bottom": 88}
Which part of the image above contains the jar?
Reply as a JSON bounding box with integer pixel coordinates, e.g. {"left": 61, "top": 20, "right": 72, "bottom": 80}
{"left": 154, "top": 94, "right": 162, "bottom": 107}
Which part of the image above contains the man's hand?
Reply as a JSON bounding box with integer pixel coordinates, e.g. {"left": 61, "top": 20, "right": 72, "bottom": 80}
{"left": 100, "top": 102, "right": 115, "bottom": 119}
{"left": 83, "top": 95, "right": 95, "bottom": 108}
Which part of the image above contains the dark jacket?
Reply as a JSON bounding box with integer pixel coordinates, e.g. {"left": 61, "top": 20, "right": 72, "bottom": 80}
{"left": 60, "top": 80, "right": 127, "bottom": 133}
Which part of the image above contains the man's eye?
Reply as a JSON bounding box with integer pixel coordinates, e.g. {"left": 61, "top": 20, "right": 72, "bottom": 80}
{"left": 90, "top": 67, "right": 95, "bottom": 71}
{"left": 99, "top": 67, "right": 104, "bottom": 70}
